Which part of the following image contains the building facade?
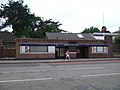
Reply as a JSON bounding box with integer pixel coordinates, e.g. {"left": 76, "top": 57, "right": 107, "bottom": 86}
{"left": 0, "top": 32, "right": 16, "bottom": 59}
{"left": 16, "top": 35, "right": 113, "bottom": 59}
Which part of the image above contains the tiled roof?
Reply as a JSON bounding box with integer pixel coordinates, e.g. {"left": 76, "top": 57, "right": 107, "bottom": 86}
{"left": 0, "top": 31, "right": 16, "bottom": 41}
{"left": 46, "top": 32, "right": 98, "bottom": 40}
{"left": 46, "top": 32, "right": 80, "bottom": 40}
{"left": 81, "top": 33, "right": 96, "bottom": 40}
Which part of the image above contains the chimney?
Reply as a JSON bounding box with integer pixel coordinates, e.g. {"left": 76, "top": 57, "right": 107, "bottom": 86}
{"left": 104, "top": 35, "right": 112, "bottom": 44}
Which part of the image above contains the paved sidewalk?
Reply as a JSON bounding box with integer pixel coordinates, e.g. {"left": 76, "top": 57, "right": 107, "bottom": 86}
{"left": 0, "top": 58, "right": 120, "bottom": 64}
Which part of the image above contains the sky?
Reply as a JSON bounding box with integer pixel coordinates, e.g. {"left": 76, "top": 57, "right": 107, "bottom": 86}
{"left": 1, "top": 0, "right": 120, "bottom": 33}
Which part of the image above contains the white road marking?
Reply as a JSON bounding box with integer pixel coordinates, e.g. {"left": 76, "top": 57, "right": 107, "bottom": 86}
{"left": 81, "top": 73, "right": 120, "bottom": 77}
{"left": 0, "top": 70, "right": 45, "bottom": 74}
{"left": 65, "top": 67, "right": 104, "bottom": 71}
{"left": 0, "top": 67, "right": 104, "bottom": 74}
{"left": 0, "top": 78, "right": 52, "bottom": 83}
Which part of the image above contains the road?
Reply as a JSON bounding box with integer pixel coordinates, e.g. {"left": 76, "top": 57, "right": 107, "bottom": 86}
{"left": 0, "top": 61, "right": 120, "bottom": 90}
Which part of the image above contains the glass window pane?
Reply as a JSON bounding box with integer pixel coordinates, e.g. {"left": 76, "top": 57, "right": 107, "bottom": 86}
{"left": 20, "top": 46, "right": 25, "bottom": 53}
{"left": 30, "top": 46, "right": 47, "bottom": 52}
{"left": 97, "top": 47, "right": 103, "bottom": 52}
{"left": 92, "top": 46, "right": 96, "bottom": 53}
{"left": 69, "top": 47, "right": 77, "bottom": 52}
{"left": 92, "top": 46, "right": 108, "bottom": 53}
{"left": 48, "top": 46, "right": 55, "bottom": 53}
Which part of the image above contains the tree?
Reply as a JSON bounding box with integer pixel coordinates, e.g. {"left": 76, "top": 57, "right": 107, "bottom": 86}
{"left": 34, "top": 19, "right": 64, "bottom": 38}
{"left": 0, "top": 0, "right": 35, "bottom": 37}
{"left": 26, "top": 17, "right": 65, "bottom": 38}
{"left": 81, "top": 27, "right": 100, "bottom": 33}
{"left": 114, "top": 33, "right": 120, "bottom": 45}
{"left": 0, "top": 0, "right": 65, "bottom": 38}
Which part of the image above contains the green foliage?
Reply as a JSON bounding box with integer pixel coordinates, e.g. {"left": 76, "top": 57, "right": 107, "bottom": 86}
{"left": 81, "top": 27, "right": 100, "bottom": 33}
{"left": 0, "top": 0, "right": 33, "bottom": 37}
{"left": 34, "top": 19, "right": 64, "bottom": 38}
{"left": 114, "top": 33, "right": 120, "bottom": 45}
{"left": 0, "top": 0, "right": 65, "bottom": 38}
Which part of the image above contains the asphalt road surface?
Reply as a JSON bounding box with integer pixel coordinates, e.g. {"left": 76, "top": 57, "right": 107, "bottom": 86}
{"left": 0, "top": 61, "right": 120, "bottom": 90}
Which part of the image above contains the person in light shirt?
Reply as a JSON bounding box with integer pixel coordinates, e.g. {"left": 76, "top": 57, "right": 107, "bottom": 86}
{"left": 65, "top": 50, "right": 70, "bottom": 61}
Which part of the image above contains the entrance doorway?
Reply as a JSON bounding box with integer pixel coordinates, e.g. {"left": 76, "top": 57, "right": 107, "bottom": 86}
{"left": 77, "top": 46, "right": 89, "bottom": 58}
{"left": 55, "top": 47, "right": 69, "bottom": 59}
{"left": 55, "top": 47, "right": 65, "bottom": 59}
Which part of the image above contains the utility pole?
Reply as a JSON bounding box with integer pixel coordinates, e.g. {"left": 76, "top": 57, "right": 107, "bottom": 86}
{"left": 103, "top": 12, "right": 104, "bottom": 26}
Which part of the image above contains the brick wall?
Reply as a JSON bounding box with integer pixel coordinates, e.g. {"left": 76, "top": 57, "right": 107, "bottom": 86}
{"left": 16, "top": 38, "right": 105, "bottom": 44}
{"left": 17, "top": 53, "right": 55, "bottom": 59}
{"left": 16, "top": 38, "right": 113, "bottom": 59}
{"left": 2, "top": 48, "right": 16, "bottom": 57}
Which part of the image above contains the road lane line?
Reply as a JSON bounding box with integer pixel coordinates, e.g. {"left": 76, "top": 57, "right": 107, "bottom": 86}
{"left": 0, "top": 70, "right": 45, "bottom": 74}
{"left": 0, "top": 67, "right": 104, "bottom": 74}
{"left": 0, "top": 78, "right": 52, "bottom": 83}
{"left": 66, "top": 67, "right": 104, "bottom": 71}
{"left": 81, "top": 73, "right": 120, "bottom": 77}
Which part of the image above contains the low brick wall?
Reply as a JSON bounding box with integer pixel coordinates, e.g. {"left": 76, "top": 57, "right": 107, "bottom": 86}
{"left": 17, "top": 53, "right": 55, "bottom": 59}
{"left": 2, "top": 48, "right": 16, "bottom": 57}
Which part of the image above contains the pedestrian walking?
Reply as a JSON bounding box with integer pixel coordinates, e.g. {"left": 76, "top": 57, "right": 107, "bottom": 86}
{"left": 65, "top": 50, "right": 70, "bottom": 61}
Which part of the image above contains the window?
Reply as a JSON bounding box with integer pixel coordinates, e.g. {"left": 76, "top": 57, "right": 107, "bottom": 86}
{"left": 20, "top": 46, "right": 48, "bottom": 53}
{"left": 69, "top": 47, "right": 77, "bottom": 52}
{"left": 60, "top": 48, "right": 65, "bottom": 56}
{"left": 48, "top": 46, "right": 55, "bottom": 53}
{"left": 20, "top": 46, "right": 26, "bottom": 53}
{"left": 92, "top": 46, "right": 108, "bottom": 53}
{"left": 30, "top": 46, "right": 47, "bottom": 52}
{"left": 20, "top": 45, "right": 55, "bottom": 54}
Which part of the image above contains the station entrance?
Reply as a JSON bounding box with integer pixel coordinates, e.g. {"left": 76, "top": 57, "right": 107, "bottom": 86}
{"left": 55, "top": 46, "right": 89, "bottom": 59}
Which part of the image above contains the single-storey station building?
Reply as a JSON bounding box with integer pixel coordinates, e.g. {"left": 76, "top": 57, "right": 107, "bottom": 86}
{"left": 16, "top": 32, "right": 113, "bottom": 59}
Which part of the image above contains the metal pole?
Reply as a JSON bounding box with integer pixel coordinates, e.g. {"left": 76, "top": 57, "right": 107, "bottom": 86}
{"left": 103, "top": 12, "right": 104, "bottom": 26}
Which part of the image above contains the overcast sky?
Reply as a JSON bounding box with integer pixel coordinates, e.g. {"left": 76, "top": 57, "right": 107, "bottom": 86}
{"left": 1, "top": 0, "right": 120, "bottom": 33}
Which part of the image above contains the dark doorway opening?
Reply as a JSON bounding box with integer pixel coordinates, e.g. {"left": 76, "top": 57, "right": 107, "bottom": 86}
{"left": 77, "top": 46, "right": 89, "bottom": 58}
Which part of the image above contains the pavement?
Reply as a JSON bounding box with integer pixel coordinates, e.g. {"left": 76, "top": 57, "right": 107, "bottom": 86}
{"left": 0, "top": 57, "right": 120, "bottom": 64}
